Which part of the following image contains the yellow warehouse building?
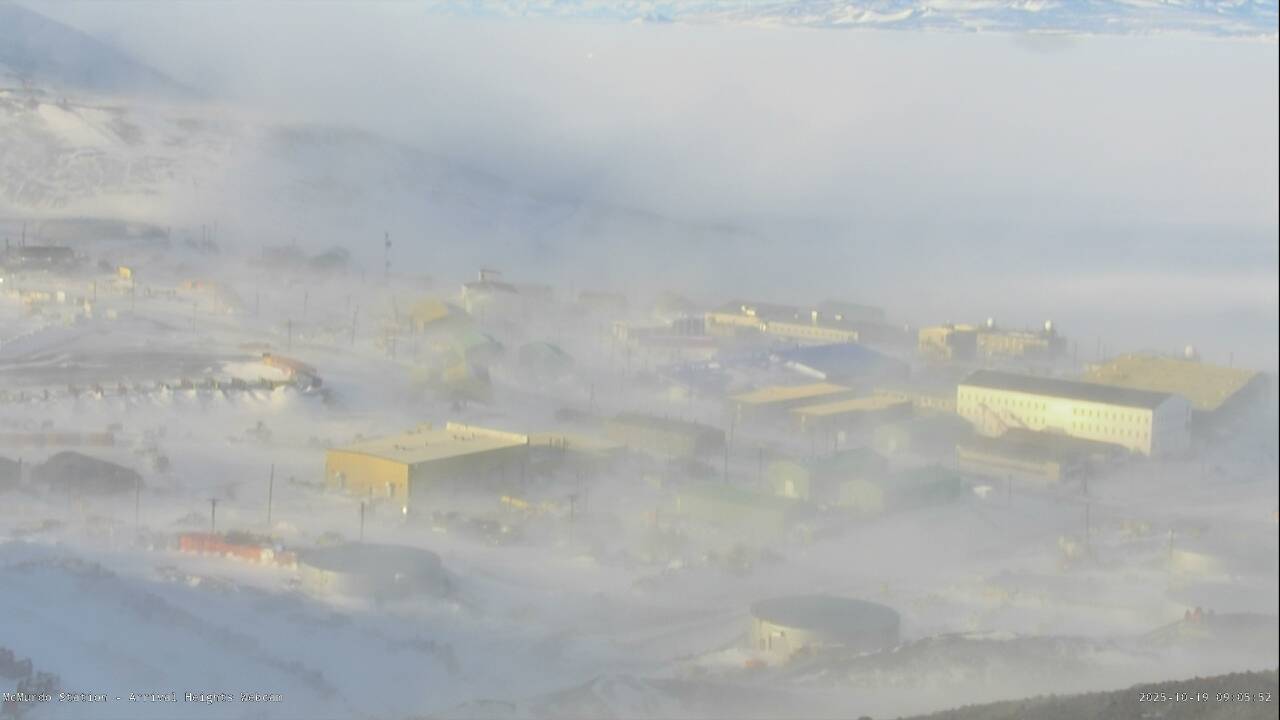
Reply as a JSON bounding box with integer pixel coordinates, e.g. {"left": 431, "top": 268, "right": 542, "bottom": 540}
{"left": 791, "top": 395, "right": 912, "bottom": 432}
{"left": 731, "top": 383, "right": 857, "bottom": 424}
{"left": 325, "top": 423, "right": 530, "bottom": 511}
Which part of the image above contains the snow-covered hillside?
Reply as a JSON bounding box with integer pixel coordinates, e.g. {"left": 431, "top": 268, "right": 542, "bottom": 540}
{"left": 0, "top": 1, "right": 191, "bottom": 97}
{"left": 0, "top": 88, "right": 230, "bottom": 215}
{"left": 0, "top": 77, "right": 775, "bottom": 292}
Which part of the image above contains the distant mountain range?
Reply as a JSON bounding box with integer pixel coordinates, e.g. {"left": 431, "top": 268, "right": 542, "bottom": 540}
{"left": 0, "top": 1, "right": 192, "bottom": 97}
{"left": 428, "top": 0, "right": 1279, "bottom": 40}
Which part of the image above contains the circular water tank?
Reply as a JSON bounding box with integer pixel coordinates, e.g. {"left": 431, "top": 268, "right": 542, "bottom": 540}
{"left": 297, "top": 542, "right": 449, "bottom": 600}
{"left": 750, "top": 595, "right": 900, "bottom": 656}
{"left": 985, "top": 317, "right": 996, "bottom": 329}
{"left": 1184, "top": 345, "right": 1199, "bottom": 360}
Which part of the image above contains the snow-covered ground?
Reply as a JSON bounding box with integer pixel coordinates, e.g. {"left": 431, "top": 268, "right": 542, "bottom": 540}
{"left": 0, "top": 4, "right": 1275, "bottom": 717}
{"left": 0, "top": 235, "right": 1275, "bottom": 718}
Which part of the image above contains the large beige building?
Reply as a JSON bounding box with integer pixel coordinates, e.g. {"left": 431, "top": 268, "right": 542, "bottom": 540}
{"left": 704, "top": 302, "right": 864, "bottom": 344}
{"left": 919, "top": 321, "right": 1066, "bottom": 362}
{"left": 957, "top": 370, "right": 1191, "bottom": 457}
{"left": 1082, "top": 353, "right": 1268, "bottom": 429}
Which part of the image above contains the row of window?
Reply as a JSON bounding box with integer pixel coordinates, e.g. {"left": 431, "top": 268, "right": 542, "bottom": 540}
{"left": 1072, "top": 406, "right": 1149, "bottom": 425}
{"left": 1072, "top": 422, "right": 1148, "bottom": 442}
{"left": 958, "top": 391, "right": 1047, "bottom": 412}
{"left": 766, "top": 322, "right": 858, "bottom": 341}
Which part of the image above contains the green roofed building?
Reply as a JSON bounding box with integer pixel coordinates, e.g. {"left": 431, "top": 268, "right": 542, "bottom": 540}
{"left": 676, "top": 483, "right": 810, "bottom": 535}
{"left": 766, "top": 447, "right": 890, "bottom": 510}
{"left": 606, "top": 413, "right": 725, "bottom": 459}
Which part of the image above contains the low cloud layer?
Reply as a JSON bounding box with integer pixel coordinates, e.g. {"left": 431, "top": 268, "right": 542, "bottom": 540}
{"left": 15, "top": 1, "right": 1280, "bottom": 367}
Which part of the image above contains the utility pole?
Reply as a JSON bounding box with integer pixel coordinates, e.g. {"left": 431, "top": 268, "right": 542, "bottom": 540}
{"left": 383, "top": 231, "right": 391, "bottom": 283}
{"left": 208, "top": 498, "right": 219, "bottom": 534}
{"left": 723, "top": 417, "right": 735, "bottom": 483}
{"left": 1084, "top": 500, "right": 1091, "bottom": 553}
{"left": 303, "top": 290, "right": 309, "bottom": 320}
{"left": 266, "top": 464, "right": 275, "bottom": 527}
{"left": 359, "top": 501, "right": 366, "bottom": 542}
{"left": 350, "top": 307, "right": 358, "bottom": 348}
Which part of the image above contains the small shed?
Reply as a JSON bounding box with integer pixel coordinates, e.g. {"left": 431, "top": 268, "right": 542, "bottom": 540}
{"left": 605, "top": 414, "right": 725, "bottom": 459}
{"left": 676, "top": 483, "right": 809, "bottom": 536}
{"left": 766, "top": 448, "right": 889, "bottom": 508}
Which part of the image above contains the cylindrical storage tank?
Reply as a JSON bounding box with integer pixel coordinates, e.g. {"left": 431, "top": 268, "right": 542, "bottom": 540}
{"left": 749, "top": 595, "right": 900, "bottom": 659}
{"left": 297, "top": 543, "right": 449, "bottom": 601}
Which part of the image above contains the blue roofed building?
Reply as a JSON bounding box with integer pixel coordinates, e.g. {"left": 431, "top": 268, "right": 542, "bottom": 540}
{"left": 772, "top": 343, "right": 910, "bottom": 385}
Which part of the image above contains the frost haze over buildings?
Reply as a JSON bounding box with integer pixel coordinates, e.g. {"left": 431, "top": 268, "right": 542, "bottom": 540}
{"left": 1, "top": 1, "right": 1277, "bottom": 718}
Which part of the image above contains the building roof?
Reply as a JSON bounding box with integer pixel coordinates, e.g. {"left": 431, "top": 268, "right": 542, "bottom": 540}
{"left": 1082, "top": 354, "right": 1263, "bottom": 412}
{"left": 791, "top": 395, "right": 910, "bottom": 418}
{"left": 528, "top": 432, "right": 624, "bottom": 456}
{"left": 518, "top": 341, "right": 572, "bottom": 364}
{"left": 462, "top": 279, "right": 518, "bottom": 294}
{"left": 330, "top": 423, "right": 527, "bottom": 466}
{"left": 960, "top": 369, "right": 1173, "bottom": 410}
{"left": 610, "top": 413, "right": 724, "bottom": 437}
{"left": 408, "top": 298, "right": 457, "bottom": 326}
{"left": 732, "top": 382, "right": 853, "bottom": 406}
{"left": 680, "top": 483, "right": 802, "bottom": 513}
{"left": 959, "top": 428, "right": 1124, "bottom": 463}
{"left": 9, "top": 245, "right": 74, "bottom": 259}
{"left": 778, "top": 447, "right": 888, "bottom": 476}
{"left": 816, "top": 300, "right": 886, "bottom": 323}
{"left": 750, "top": 595, "right": 900, "bottom": 639}
{"left": 715, "top": 300, "right": 804, "bottom": 322}
{"left": 773, "top": 342, "right": 906, "bottom": 381}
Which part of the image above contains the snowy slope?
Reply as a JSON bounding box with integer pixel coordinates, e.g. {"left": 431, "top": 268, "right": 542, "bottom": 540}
{"left": 0, "top": 81, "right": 771, "bottom": 291}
